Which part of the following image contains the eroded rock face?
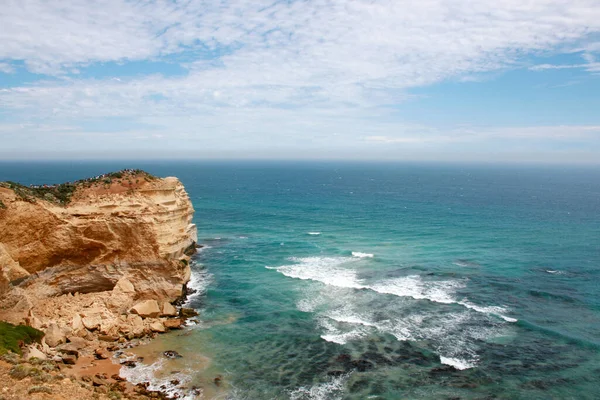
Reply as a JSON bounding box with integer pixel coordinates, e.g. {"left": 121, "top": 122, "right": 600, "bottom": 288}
{"left": 0, "top": 171, "right": 197, "bottom": 323}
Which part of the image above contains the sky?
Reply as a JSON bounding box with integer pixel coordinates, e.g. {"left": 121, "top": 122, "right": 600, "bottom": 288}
{"left": 1, "top": 0, "right": 600, "bottom": 163}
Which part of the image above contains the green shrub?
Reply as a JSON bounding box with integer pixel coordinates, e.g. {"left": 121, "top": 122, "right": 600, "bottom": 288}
{"left": 107, "top": 390, "right": 122, "bottom": 400}
{"left": 0, "top": 181, "right": 76, "bottom": 205}
{"left": 108, "top": 172, "right": 123, "bottom": 179}
{"left": 0, "top": 352, "right": 20, "bottom": 364}
{"left": 10, "top": 364, "right": 51, "bottom": 382}
{"left": 28, "top": 386, "right": 52, "bottom": 395}
{"left": 0, "top": 321, "right": 45, "bottom": 355}
{"left": 9, "top": 364, "right": 35, "bottom": 380}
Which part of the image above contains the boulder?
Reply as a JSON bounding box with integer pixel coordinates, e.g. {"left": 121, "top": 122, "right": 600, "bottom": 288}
{"left": 108, "top": 278, "right": 136, "bottom": 312}
{"left": 57, "top": 343, "right": 80, "bottom": 357}
{"left": 24, "top": 346, "right": 47, "bottom": 361}
{"left": 160, "top": 302, "right": 178, "bottom": 317}
{"left": 148, "top": 320, "right": 166, "bottom": 333}
{"left": 130, "top": 300, "right": 160, "bottom": 318}
{"left": 100, "top": 318, "right": 118, "bottom": 335}
{"left": 66, "top": 336, "right": 88, "bottom": 349}
{"left": 179, "top": 308, "right": 198, "bottom": 318}
{"left": 113, "top": 277, "right": 135, "bottom": 294}
{"left": 62, "top": 355, "right": 77, "bottom": 365}
{"left": 163, "top": 350, "right": 182, "bottom": 359}
{"left": 82, "top": 315, "right": 102, "bottom": 331}
{"left": 81, "top": 307, "right": 105, "bottom": 317}
{"left": 92, "top": 376, "right": 108, "bottom": 386}
{"left": 98, "top": 334, "right": 118, "bottom": 342}
{"left": 72, "top": 314, "right": 84, "bottom": 331}
{"left": 120, "top": 360, "right": 136, "bottom": 368}
{"left": 26, "top": 311, "right": 44, "bottom": 330}
{"left": 45, "top": 323, "right": 66, "bottom": 347}
{"left": 94, "top": 348, "right": 110, "bottom": 360}
{"left": 164, "top": 319, "right": 184, "bottom": 330}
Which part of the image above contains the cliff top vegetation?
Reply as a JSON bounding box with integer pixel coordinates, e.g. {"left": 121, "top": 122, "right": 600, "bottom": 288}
{"left": 0, "top": 169, "right": 156, "bottom": 206}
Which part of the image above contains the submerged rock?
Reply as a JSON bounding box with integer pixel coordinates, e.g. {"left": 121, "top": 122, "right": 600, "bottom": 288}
{"left": 429, "top": 365, "right": 458, "bottom": 375}
{"left": 179, "top": 308, "right": 198, "bottom": 318}
{"left": 163, "top": 350, "right": 183, "bottom": 359}
{"left": 351, "top": 359, "right": 375, "bottom": 372}
{"left": 120, "top": 360, "right": 137, "bottom": 368}
{"left": 214, "top": 374, "right": 223, "bottom": 386}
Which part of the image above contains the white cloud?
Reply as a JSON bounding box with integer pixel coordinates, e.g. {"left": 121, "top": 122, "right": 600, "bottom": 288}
{"left": 0, "top": 62, "right": 15, "bottom": 73}
{"left": 1, "top": 1, "right": 600, "bottom": 160}
{"left": 366, "top": 125, "right": 600, "bottom": 144}
{"left": 530, "top": 62, "right": 600, "bottom": 72}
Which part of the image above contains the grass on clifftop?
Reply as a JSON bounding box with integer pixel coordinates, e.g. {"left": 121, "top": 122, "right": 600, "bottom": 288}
{"left": 0, "top": 169, "right": 157, "bottom": 206}
{"left": 0, "top": 322, "right": 44, "bottom": 355}
{"left": 1, "top": 181, "right": 78, "bottom": 205}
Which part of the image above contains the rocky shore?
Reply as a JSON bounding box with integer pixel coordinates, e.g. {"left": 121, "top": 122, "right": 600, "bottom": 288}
{"left": 0, "top": 170, "right": 200, "bottom": 399}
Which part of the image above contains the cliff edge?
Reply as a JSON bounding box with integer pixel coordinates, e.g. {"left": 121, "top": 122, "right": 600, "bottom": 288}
{"left": 0, "top": 170, "right": 198, "bottom": 355}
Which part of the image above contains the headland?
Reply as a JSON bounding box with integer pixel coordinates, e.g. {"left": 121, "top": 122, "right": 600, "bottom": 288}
{"left": 0, "top": 170, "right": 199, "bottom": 399}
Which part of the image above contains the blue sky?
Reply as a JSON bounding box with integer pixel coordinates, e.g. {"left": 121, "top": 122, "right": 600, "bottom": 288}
{"left": 1, "top": 0, "right": 600, "bottom": 162}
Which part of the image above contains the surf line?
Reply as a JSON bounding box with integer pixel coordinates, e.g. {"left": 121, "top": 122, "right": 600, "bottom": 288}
{"left": 266, "top": 261, "right": 517, "bottom": 323}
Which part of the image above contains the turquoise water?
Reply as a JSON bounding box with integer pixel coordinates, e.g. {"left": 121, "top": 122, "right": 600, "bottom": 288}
{"left": 2, "top": 161, "right": 600, "bottom": 399}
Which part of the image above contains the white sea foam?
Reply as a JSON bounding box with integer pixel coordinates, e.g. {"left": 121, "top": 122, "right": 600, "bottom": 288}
{"left": 119, "top": 359, "right": 195, "bottom": 399}
{"left": 300, "top": 297, "right": 501, "bottom": 372}
{"left": 373, "top": 319, "right": 414, "bottom": 341}
{"left": 267, "top": 257, "right": 512, "bottom": 319}
{"left": 458, "top": 301, "right": 517, "bottom": 322}
{"left": 196, "top": 245, "right": 211, "bottom": 253}
{"left": 269, "top": 255, "right": 513, "bottom": 366}
{"left": 289, "top": 374, "right": 349, "bottom": 400}
{"left": 184, "top": 262, "right": 213, "bottom": 306}
{"left": 266, "top": 257, "right": 365, "bottom": 289}
{"left": 318, "top": 316, "right": 369, "bottom": 345}
{"left": 370, "top": 275, "right": 464, "bottom": 304}
{"left": 297, "top": 297, "right": 321, "bottom": 313}
{"left": 546, "top": 269, "right": 566, "bottom": 275}
{"left": 321, "top": 330, "right": 366, "bottom": 344}
{"left": 307, "top": 232, "right": 321, "bottom": 235}
{"left": 439, "top": 356, "right": 477, "bottom": 370}
{"left": 352, "top": 251, "right": 374, "bottom": 258}
{"left": 326, "top": 313, "right": 376, "bottom": 327}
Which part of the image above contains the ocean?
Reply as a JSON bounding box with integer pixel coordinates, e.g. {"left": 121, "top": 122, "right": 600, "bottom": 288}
{"left": 2, "top": 160, "right": 600, "bottom": 399}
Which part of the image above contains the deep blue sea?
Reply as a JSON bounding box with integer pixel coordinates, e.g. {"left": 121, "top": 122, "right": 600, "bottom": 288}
{"left": 2, "top": 161, "right": 600, "bottom": 399}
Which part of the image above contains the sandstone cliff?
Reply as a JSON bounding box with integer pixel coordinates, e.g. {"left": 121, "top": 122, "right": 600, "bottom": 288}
{"left": 0, "top": 170, "right": 197, "bottom": 341}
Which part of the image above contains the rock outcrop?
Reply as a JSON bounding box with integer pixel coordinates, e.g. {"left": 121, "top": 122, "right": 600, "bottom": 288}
{"left": 0, "top": 170, "right": 197, "bottom": 352}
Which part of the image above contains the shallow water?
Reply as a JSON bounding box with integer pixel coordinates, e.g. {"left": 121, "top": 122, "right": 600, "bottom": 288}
{"left": 2, "top": 161, "right": 600, "bottom": 399}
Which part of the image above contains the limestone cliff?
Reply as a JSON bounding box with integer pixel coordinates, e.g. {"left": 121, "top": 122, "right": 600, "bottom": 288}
{"left": 0, "top": 170, "right": 197, "bottom": 320}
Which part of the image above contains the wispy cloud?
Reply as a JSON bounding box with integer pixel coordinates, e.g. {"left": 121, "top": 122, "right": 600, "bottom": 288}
{"left": 530, "top": 62, "right": 600, "bottom": 72}
{"left": 0, "top": 62, "right": 15, "bottom": 74}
